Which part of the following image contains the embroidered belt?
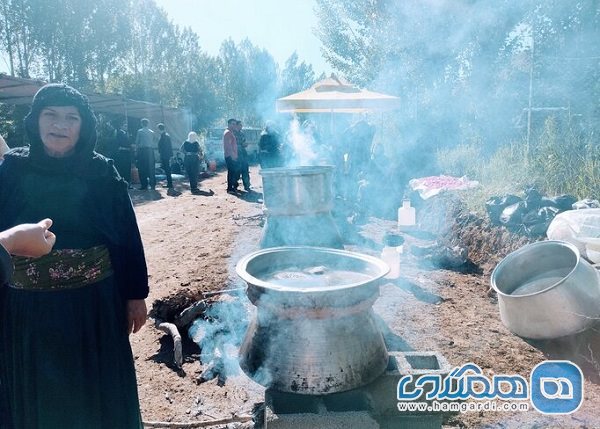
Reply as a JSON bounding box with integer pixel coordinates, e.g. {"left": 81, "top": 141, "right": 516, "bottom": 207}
{"left": 184, "top": 151, "right": 199, "bottom": 155}
{"left": 10, "top": 245, "right": 113, "bottom": 291}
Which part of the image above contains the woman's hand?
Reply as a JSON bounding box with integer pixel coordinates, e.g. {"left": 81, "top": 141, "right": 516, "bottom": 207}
{"left": 127, "top": 299, "right": 147, "bottom": 334}
{"left": 0, "top": 218, "right": 56, "bottom": 257}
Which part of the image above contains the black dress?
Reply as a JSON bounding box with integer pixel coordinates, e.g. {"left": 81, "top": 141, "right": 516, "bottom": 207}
{"left": 258, "top": 131, "right": 283, "bottom": 169}
{"left": 0, "top": 149, "right": 148, "bottom": 429}
{"left": 0, "top": 245, "right": 10, "bottom": 287}
{"left": 180, "top": 140, "right": 201, "bottom": 191}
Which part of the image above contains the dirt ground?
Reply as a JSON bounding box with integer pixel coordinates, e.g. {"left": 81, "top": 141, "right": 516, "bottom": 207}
{"left": 130, "top": 166, "right": 600, "bottom": 428}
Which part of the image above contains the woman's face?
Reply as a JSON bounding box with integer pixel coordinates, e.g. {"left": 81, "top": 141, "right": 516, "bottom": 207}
{"left": 38, "top": 106, "right": 82, "bottom": 157}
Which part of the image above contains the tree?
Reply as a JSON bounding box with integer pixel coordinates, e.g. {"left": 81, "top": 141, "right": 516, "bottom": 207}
{"left": 279, "top": 52, "right": 316, "bottom": 97}
{"left": 0, "top": 0, "right": 38, "bottom": 77}
{"left": 217, "top": 38, "right": 278, "bottom": 125}
{"left": 167, "top": 27, "right": 222, "bottom": 128}
{"left": 314, "top": 0, "right": 600, "bottom": 156}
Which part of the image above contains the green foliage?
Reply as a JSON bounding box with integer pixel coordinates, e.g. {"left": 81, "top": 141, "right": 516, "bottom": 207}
{"left": 435, "top": 118, "right": 600, "bottom": 214}
{"left": 279, "top": 52, "right": 316, "bottom": 97}
{"left": 217, "top": 38, "right": 278, "bottom": 126}
{"left": 530, "top": 117, "right": 600, "bottom": 198}
{"left": 0, "top": 0, "right": 297, "bottom": 130}
{"left": 314, "top": 0, "right": 600, "bottom": 151}
{"left": 435, "top": 142, "right": 484, "bottom": 179}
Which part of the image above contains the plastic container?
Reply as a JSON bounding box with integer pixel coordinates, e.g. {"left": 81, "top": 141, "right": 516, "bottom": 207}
{"left": 130, "top": 166, "right": 140, "bottom": 184}
{"left": 381, "top": 234, "right": 404, "bottom": 279}
{"left": 398, "top": 199, "right": 416, "bottom": 229}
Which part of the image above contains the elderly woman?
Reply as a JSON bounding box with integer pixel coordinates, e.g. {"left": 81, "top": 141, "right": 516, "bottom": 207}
{"left": 180, "top": 131, "right": 205, "bottom": 194}
{"left": 0, "top": 84, "right": 148, "bottom": 428}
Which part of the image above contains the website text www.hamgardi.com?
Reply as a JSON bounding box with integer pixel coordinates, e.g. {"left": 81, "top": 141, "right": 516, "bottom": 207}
{"left": 397, "top": 401, "right": 530, "bottom": 413}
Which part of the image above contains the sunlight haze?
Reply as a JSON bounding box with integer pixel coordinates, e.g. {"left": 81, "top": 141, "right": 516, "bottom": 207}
{"left": 154, "top": 0, "right": 331, "bottom": 75}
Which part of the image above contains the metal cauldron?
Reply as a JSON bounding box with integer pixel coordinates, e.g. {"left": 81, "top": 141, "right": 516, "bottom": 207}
{"left": 259, "top": 166, "right": 343, "bottom": 248}
{"left": 491, "top": 240, "right": 600, "bottom": 339}
{"left": 236, "top": 246, "right": 390, "bottom": 394}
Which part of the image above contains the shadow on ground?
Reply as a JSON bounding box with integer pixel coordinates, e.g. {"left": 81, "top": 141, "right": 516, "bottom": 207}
{"left": 526, "top": 322, "right": 600, "bottom": 384}
{"left": 149, "top": 333, "right": 201, "bottom": 377}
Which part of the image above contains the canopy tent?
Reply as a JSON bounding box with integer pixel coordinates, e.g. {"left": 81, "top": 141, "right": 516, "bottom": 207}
{"left": 276, "top": 75, "right": 401, "bottom": 113}
{"left": 0, "top": 74, "right": 192, "bottom": 146}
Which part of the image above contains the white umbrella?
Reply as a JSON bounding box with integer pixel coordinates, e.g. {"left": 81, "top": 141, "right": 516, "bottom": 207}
{"left": 276, "top": 75, "right": 401, "bottom": 113}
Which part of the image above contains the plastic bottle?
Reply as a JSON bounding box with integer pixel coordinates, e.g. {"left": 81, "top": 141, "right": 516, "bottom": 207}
{"left": 398, "top": 198, "right": 416, "bottom": 230}
{"left": 381, "top": 234, "right": 404, "bottom": 279}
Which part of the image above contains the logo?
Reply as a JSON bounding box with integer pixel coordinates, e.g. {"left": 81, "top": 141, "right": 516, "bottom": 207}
{"left": 530, "top": 361, "right": 583, "bottom": 414}
{"left": 396, "top": 360, "right": 584, "bottom": 415}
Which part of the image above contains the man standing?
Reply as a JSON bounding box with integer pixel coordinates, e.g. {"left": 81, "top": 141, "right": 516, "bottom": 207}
{"left": 258, "top": 121, "right": 283, "bottom": 169}
{"left": 135, "top": 118, "right": 156, "bottom": 190}
{"left": 223, "top": 118, "right": 238, "bottom": 194}
{"left": 114, "top": 121, "right": 133, "bottom": 187}
{"left": 157, "top": 123, "right": 178, "bottom": 195}
{"left": 234, "top": 120, "right": 251, "bottom": 191}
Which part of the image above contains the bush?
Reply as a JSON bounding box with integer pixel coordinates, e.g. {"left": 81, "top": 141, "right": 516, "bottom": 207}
{"left": 435, "top": 142, "right": 483, "bottom": 178}
{"left": 433, "top": 116, "right": 599, "bottom": 215}
{"left": 530, "top": 117, "right": 600, "bottom": 198}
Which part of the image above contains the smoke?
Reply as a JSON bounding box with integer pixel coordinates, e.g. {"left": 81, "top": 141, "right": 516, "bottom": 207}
{"left": 188, "top": 294, "right": 249, "bottom": 380}
{"left": 285, "top": 117, "right": 319, "bottom": 166}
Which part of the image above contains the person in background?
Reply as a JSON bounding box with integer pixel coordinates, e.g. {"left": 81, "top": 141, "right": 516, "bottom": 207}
{"left": 0, "top": 134, "right": 9, "bottom": 165}
{"left": 223, "top": 118, "right": 239, "bottom": 194}
{"left": 135, "top": 118, "right": 156, "bottom": 190}
{"left": 340, "top": 120, "right": 375, "bottom": 201}
{"left": 113, "top": 120, "right": 133, "bottom": 188}
{"left": 181, "top": 131, "right": 203, "bottom": 194}
{"left": 301, "top": 120, "right": 319, "bottom": 144}
{"left": 157, "top": 123, "right": 179, "bottom": 196}
{"left": 258, "top": 120, "right": 283, "bottom": 169}
{"left": 0, "top": 83, "right": 148, "bottom": 428}
{"left": 234, "top": 120, "right": 251, "bottom": 191}
{"left": 352, "top": 140, "right": 392, "bottom": 224}
{"left": 302, "top": 120, "right": 332, "bottom": 165}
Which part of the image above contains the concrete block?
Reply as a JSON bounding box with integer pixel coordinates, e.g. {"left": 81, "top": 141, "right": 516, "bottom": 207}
{"left": 366, "top": 351, "right": 451, "bottom": 417}
{"left": 378, "top": 413, "right": 443, "bottom": 429}
{"left": 264, "top": 408, "right": 379, "bottom": 429}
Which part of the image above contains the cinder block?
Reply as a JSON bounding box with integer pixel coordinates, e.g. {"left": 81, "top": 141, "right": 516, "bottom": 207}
{"left": 378, "top": 413, "right": 443, "bottom": 429}
{"left": 265, "top": 389, "right": 322, "bottom": 414}
{"left": 264, "top": 407, "right": 379, "bottom": 429}
{"left": 260, "top": 352, "right": 452, "bottom": 429}
{"left": 365, "top": 351, "right": 451, "bottom": 418}
{"left": 322, "top": 388, "right": 371, "bottom": 412}
{"left": 393, "top": 351, "right": 451, "bottom": 376}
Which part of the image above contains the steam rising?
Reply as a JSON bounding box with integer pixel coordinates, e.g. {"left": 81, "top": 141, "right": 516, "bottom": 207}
{"left": 188, "top": 296, "right": 248, "bottom": 380}
{"left": 286, "top": 118, "right": 319, "bottom": 166}
{"left": 188, "top": 2, "right": 599, "bottom": 388}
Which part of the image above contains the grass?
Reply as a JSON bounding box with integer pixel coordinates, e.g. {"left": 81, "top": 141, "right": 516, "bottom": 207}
{"left": 434, "top": 117, "right": 599, "bottom": 214}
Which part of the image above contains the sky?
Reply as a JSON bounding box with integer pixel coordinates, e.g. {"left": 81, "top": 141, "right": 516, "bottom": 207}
{"left": 153, "top": 0, "right": 332, "bottom": 75}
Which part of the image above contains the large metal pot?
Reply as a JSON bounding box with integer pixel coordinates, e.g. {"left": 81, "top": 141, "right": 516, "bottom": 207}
{"left": 236, "top": 246, "right": 390, "bottom": 394}
{"left": 260, "top": 166, "right": 335, "bottom": 216}
{"left": 491, "top": 240, "right": 600, "bottom": 339}
{"left": 259, "top": 165, "right": 343, "bottom": 249}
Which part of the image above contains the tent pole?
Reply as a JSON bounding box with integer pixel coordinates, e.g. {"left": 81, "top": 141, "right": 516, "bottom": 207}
{"left": 330, "top": 109, "right": 334, "bottom": 138}
{"left": 124, "top": 99, "right": 129, "bottom": 131}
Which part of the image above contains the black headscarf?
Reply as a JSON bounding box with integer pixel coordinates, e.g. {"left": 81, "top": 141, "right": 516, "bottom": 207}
{"left": 23, "top": 83, "right": 98, "bottom": 174}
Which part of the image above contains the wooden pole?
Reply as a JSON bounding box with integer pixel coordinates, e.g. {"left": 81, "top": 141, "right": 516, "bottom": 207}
{"left": 526, "top": 37, "right": 535, "bottom": 164}
{"left": 143, "top": 414, "right": 253, "bottom": 428}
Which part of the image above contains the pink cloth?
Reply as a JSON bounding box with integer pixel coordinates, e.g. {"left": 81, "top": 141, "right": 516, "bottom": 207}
{"left": 409, "top": 175, "right": 479, "bottom": 199}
